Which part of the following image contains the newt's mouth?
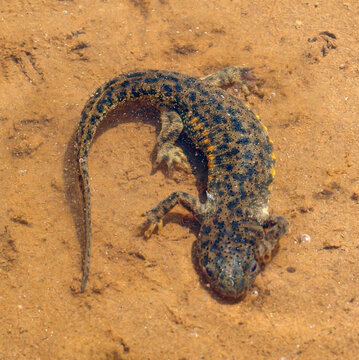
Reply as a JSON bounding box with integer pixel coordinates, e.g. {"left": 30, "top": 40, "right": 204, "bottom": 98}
{"left": 209, "top": 278, "right": 248, "bottom": 300}
{"left": 205, "top": 268, "right": 253, "bottom": 300}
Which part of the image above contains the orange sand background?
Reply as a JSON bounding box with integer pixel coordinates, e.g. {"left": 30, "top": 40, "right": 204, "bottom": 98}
{"left": 1, "top": 1, "right": 359, "bottom": 359}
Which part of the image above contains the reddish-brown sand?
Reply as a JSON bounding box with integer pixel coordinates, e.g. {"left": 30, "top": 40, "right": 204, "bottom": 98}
{"left": 1, "top": 1, "right": 359, "bottom": 359}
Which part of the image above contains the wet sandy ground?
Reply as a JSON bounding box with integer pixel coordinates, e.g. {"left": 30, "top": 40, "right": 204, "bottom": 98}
{"left": 1, "top": 0, "right": 359, "bottom": 359}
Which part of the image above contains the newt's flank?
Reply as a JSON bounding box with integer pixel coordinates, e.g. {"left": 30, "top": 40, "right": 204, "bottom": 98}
{"left": 75, "top": 67, "right": 289, "bottom": 299}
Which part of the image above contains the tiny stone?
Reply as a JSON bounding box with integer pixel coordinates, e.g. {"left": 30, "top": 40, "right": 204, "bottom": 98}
{"left": 297, "top": 234, "right": 311, "bottom": 243}
{"left": 287, "top": 267, "right": 296, "bottom": 273}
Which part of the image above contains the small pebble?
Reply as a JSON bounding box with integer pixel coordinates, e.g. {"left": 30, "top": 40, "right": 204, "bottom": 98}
{"left": 287, "top": 267, "right": 296, "bottom": 273}
{"left": 297, "top": 234, "right": 311, "bottom": 243}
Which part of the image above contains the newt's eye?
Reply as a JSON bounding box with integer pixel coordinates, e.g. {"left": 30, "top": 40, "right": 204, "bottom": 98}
{"left": 250, "top": 261, "right": 258, "bottom": 273}
{"left": 206, "top": 266, "right": 214, "bottom": 278}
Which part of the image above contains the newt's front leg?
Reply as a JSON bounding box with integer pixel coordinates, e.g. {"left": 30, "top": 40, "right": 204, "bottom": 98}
{"left": 256, "top": 216, "right": 289, "bottom": 264}
{"left": 141, "top": 191, "right": 214, "bottom": 238}
{"left": 154, "top": 111, "right": 190, "bottom": 173}
{"left": 201, "top": 66, "right": 264, "bottom": 98}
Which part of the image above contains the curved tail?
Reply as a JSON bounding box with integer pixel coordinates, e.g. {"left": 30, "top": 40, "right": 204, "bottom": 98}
{"left": 78, "top": 159, "right": 91, "bottom": 292}
{"left": 74, "top": 70, "right": 195, "bottom": 291}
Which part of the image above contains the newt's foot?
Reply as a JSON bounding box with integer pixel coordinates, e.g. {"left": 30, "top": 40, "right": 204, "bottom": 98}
{"left": 155, "top": 145, "right": 190, "bottom": 173}
{"left": 139, "top": 212, "right": 164, "bottom": 239}
{"left": 257, "top": 216, "right": 289, "bottom": 263}
{"left": 237, "top": 67, "right": 264, "bottom": 98}
{"left": 201, "top": 66, "right": 264, "bottom": 98}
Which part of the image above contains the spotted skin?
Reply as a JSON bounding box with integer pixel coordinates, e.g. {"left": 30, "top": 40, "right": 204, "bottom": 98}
{"left": 75, "top": 67, "right": 289, "bottom": 297}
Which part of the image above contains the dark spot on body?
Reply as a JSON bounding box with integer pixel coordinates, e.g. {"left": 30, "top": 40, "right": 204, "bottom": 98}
{"left": 90, "top": 115, "right": 99, "bottom": 125}
{"left": 184, "top": 77, "right": 196, "bottom": 87}
{"left": 233, "top": 234, "right": 244, "bottom": 244}
{"left": 235, "top": 208, "right": 243, "bottom": 217}
{"left": 117, "top": 90, "right": 127, "bottom": 102}
{"left": 201, "top": 89, "right": 209, "bottom": 97}
{"left": 131, "top": 87, "right": 141, "bottom": 98}
{"left": 231, "top": 221, "right": 239, "bottom": 232}
{"left": 243, "top": 151, "right": 254, "bottom": 160}
{"left": 263, "top": 143, "right": 273, "bottom": 154}
{"left": 210, "top": 236, "right": 222, "bottom": 251}
{"left": 213, "top": 115, "right": 226, "bottom": 124}
{"left": 208, "top": 97, "right": 217, "bottom": 105}
{"left": 227, "top": 107, "right": 241, "bottom": 116}
{"left": 232, "top": 118, "right": 246, "bottom": 133}
{"left": 162, "top": 84, "right": 173, "bottom": 96}
{"left": 237, "top": 137, "right": 250, "bottom": 145}
{"left": 201, "top": 254, "right": 209, "bottom": 266}
{"left": 202, "top": 225, "right": 212, "bottom": 235}
{"left": 201, "top": 240, "right": 210, "bottom": 249}
{"left": 232, "top": 173, "right": 247, "bottom": 182}
{"left": 191, "top": 103, "right": 199, "bottom": 114}
{"left": 120, "top": 80, "right": 130, "bottom": 87}
{"left": 96, "top": 101, "right": 104, "bottom": 113}
{"left": 227, "top": 198, "right": 239, "bottom": 210}
{"left": 218, "top": 144, "right": 229, "bottom": 152}
{"left": 217, "top": 221, "right": 225, "bottom": 231}
{"left": 222, "top": 134, "right": 232, "bottom": 143}
{"left": 189, "top": 92, "right": 196, "bottom": 102}
{"left": 144, "top": 77, "right": 159, "bottom": 84}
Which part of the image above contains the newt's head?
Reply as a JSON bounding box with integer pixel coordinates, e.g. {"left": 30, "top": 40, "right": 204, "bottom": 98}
{"left": 196, "top": 216, "right": 289, "bottom": 299}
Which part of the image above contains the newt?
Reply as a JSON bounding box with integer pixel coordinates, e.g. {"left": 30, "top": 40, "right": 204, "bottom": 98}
{"left": 75, "top": 67, "right": 289, "bottom": 298}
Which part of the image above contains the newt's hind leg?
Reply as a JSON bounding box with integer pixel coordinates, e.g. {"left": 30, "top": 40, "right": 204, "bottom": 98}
{"left": 256, "top": 216, "right": 289, "bottom": 264}
{"left": 201, "top": 66, "right": 264, "bottom": 98}
{"left": 141, "top": 191, "right": 214, "bottom": 238}
{"left": 154, "top": 111, "right": 190, "bottom": 173}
